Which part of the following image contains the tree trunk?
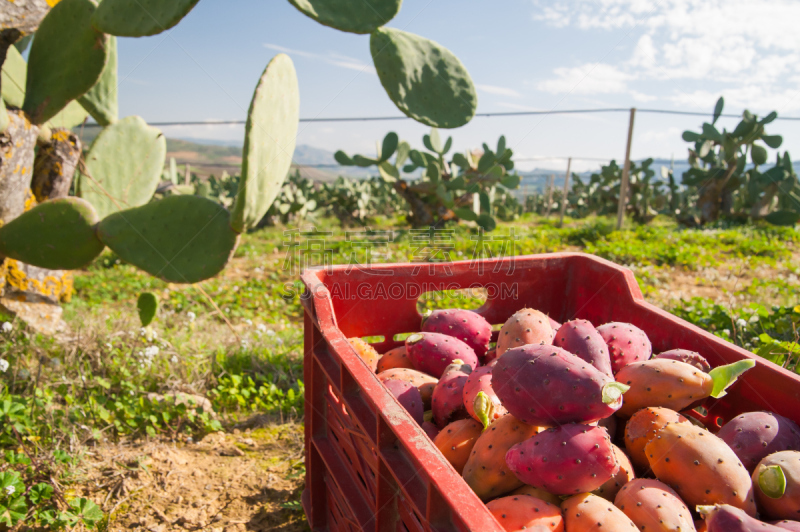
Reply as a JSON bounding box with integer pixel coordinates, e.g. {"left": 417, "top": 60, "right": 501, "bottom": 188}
{"left": 750, "top": 183, "right": 779, "bottom": 220}
{"left": 32, "top": 128, "right": 82, "bottom": 201}
{"left": 393, "top": 180, "right": 437, "bottom": 228}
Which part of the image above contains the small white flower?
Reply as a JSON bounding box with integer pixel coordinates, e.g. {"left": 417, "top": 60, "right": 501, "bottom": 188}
{"left": 105, "top": 343, "right": 112, "bottom": 349}
{"left": 1, "top": 322, "right": 11, "bottom": 333}
{"left": 722, "top": 329, "right": 731, "bottom": 336}
{"left": 277, "top": 338, "right": 284, "bottom": 345}
{"left": 736, "top": 318, "right": 747, "bottom": 329}
{"left": 245, "top": 319, "right": 253, "bottom": 326}
{"left": 0, "top": 359, "right": 8, "bottom": 373}
{"left": 4, "top": 485, "right": 14, "bottom": 496}
{"left": 144, "top": 346, "right": 160, "bottom": 357}
{"left": 187, "top": 311, "right": 196, "bottom": 322}
{"left": 129, "top": 390, "right": 135, "bottom": 396}
{"left": 257, "top": 324, "right": 267, "bottom": 333}
{"left": 749, "top": 315, "right": 760, "bottom": 324}
{"left": 171, "top": 355, "right": 178, "bottom": 364}
{"left": 266, "top": 329, "right": 276, "bottom": 337}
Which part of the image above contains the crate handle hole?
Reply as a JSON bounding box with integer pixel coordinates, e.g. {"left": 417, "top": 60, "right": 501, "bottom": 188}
{"left": 416, "top": 287, "right": 488, "bottom": 316}
{"left": 714, "top": 416, "right": 724, "bottom": 428}
{"left": 393, "top": 332, "right": 415, "bottom": 342}
{"left": 361, "top": 335, "right": 385, "bottom": 344}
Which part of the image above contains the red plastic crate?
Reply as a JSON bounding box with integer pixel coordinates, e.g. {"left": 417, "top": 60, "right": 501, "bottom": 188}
{"left": 300, "top": 252, "right": 800, "bottom": 532}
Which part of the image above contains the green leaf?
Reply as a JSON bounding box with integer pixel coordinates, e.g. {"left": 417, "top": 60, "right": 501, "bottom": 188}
{"left": 69, "top": 497, "right": 103, "bottom": 527}
{"left": 29, "top": 483, "right": 54, "bottom": 505}
{"left": 452, "top": 152, "right": 470, "bottom": 169}
{"left": 500, "top": 174, "right": 521, "bottom": 189}
{"left": 712, "top": 96, "right": 724, "bottom": 124}
{"left": 702, "top": 123, "right": 722, "bottom": 142}
{"left": 334, "top": 150, "right": 354, "bottom": 166}
{"left": 137, "top": 292, "right": 159, "bottom": 327}
{"left": 765, "top": 210, "right": 800, "bottom": 226}
{"left": 442, "top": 136, "right": 453, "bottom": 155}
{"left": 708, "top": 359, "right": 756, "bottom": 398}
{"left": 380, "top": 131, "right": 398, "bottom": 162}
{"left": 682, "top": 131, "right": 701, "bottom": 142}
{"left": 377, "top": 160, "right": 399, "bottom": 183}
{"left": 352, "top": 155, "right": 378, "bottom": 167}
{"left": 761, "top": 111, "right": 778, "bottom": 125}
{"left": 475, "top": 213, "right": 496, "bottom": 231}
{"left": 751, "top": 144, "right": 768, "bottom": 165}
{"left": 428, "top": 127, "right": 442, "bottom": 153}
{"left": 453, "top": 207, "right": 477, "bottom": 221}
{"left": 762, "top": 135, "right": 783, "bottom": 149}
{"left": 395, "top": 141, "right": 411, "bottom": 167}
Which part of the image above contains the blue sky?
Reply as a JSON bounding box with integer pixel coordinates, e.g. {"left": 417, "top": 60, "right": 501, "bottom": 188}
{"left": 116, "top": 0, "right": 800, "bottom": 172}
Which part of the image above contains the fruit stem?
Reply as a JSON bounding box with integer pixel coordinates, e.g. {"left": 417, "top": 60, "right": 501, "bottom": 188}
{"left": 759, "top": 465, "right": 787, "bottom": 499}
{"left": 602, "top": 382, "right": 630, "bottom": 405}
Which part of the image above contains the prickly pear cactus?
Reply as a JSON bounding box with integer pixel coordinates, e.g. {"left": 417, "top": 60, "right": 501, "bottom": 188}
{"left": 97, "top": 195, "right": 239, "bottom": 284}
{"left": 288, "top": 0, "right": 402, "bottom": 34}
{"left": 1, "top": 45, "right": 26, "bottom": 108}
{"left": 32, "top": 128, "right": 82, "bottom": 202}
{"left": 230, "top": 54, "right": 300, "bottom": 233}
{"left": 370, "top": 28, "right": 477, "bottom": 128}
{"left": 78, "top": 35, "right": 118, "bottom": 126}
{"left": 78, "top": 116, "right": 166, "bottom": 219}
{"left": 22, "top": 0, "right": 108, "bottom": 125}
{"left": 92, "top": 0, "right": 201, "bottom": 37}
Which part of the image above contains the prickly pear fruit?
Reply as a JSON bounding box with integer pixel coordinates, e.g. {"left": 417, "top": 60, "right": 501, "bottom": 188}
{"left": 772, "top": 521, "right": 800, "bottom": 531}
{"left": 553, "top": 319, "right": 613, "bottom": 377}
{"left": 697, "top": 504, "right": 784, "bottom": 532}
{"left": 347, "top": 338, "right": 380, "bottom": 372}
{"left": 562, "top": 493, "right": 637, "bottom": 531}
{"left": 421, "top": 309, "right": 492, "bottom": 361}
{"left": 493, "top": 345, "right": 629, "bottom": 426}
{"left": 615, "top": 359, "right": 755, "bottom": 418}
{"left": 718, "top": 412, "right": 800, "bottom": 473}
{"left": 753, "top": 451, "right": 800, "bottom": 520}
{"left": 462, "top": 414, "right": 540, "bottom": 501}
{"left": 405, "top": 332, "right": 478, "bottom": 379}
{"left": 432, "top": 360, "right": 472, "bottom": 428}
{"left": 463, "top": 362, "right": 507, "bottom": 429}
{"left": 614, "top": 478, "right": 696, "bottom": 532}
{"left": 421, "top": 420, "right": 439, "bottom": 441}
{"left": 645, "top": 422, "right": 757, "bottom": 516}
{"left": 594, "top": 444, "right": 635, "bottom": 501}
{"left": 548, "top": 316, "right": 561, "bottom": 333}
{"left": 598, "top": 414, "right": 618, "bottom": 441}
{"left": 496, "top": 308, "right": 553, "bottom": 357}
{"left": 376, "top": 346, "right": 414, "bottom": 373}
{"left": 597, "top": 322, "right": 652, "bottom": 373}
{"left": 484, "top": 347, "right": 497, "bottom": 363}
{"left": 624, "top": 407, "right": 690, "bottom": 472}
{"left": 377, "top": 368, "right": 437, "bottom": 409}
{"left": 433, "top": 418, "right": 482, "bottom": 474}
{"left": 510, "top": 485, "right": 561, "bottom": 506}
{"left": 486, "top": 494, "right": 564, "bottom": 532}
{"left": 382, "top": 379, "right": 424, "bottom": 425}
{"left": 654, "top": 349, "right": 711, "bottom": 372}
{"left": 507, "top": 423, "right": 619, "bottom": 495}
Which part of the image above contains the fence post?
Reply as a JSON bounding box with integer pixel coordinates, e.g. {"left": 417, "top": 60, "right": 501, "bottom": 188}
{"left": 617, "top": 107, "right": 636, "bottom": 230}
{"left": 184, "top": 163, "right": 191, "bottom": 185}
{"left": 545, "top": 174, "right": 554, "bottom": 217}
{"left": 558, "top": 157, "right": 572, "bottom": 228}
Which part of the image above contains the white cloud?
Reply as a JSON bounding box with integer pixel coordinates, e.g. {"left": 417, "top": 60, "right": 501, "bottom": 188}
{"left": 477, "top": 84, "right": 522, "bottom": 98}
{"left": 263, "top": 43, "right": 376, "bottom": 74}
{"left": 537, "top": 63, "right": 633, "bottom": 95}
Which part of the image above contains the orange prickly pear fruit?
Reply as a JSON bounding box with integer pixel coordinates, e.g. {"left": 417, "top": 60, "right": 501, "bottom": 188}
{"left": 433, "top": 418, "right": 482, "bottom": 475}
{"left": 509, "top": 485, "right": 561, "bottom": 506}
{"left": 753, "top": 450, "right": 800, "bottom": 520}
{"left": 347, "top": 337, "right": 380, "bottom": 372}
{"left": 615, "top": 478, "right": 696, "bottom": 532}
{"left": 561, "top": 493, "right": 637, "bottom": 531}
{"left": 615, "top": 359, "right": 754, "bottom": 418}
{"left": 624, "top": 407, "right": 690, "bottom": 472}
{"left": 376, "top": 346, "right": 414, "bottom": 372}
{"left": 645, "top": 422, "right": 757, "bottom": 516}
{"left": 462, "top": 414, "right": 539, "bottom": 501}
{"left": 593, "top": 444, "right": 635, "bottom": 501}
{"left": 486, "top": 494, "right": 564, "bottom": 531}
{"left": 377, "top": 368, "right": 437, "bottom": 409}
{"left": 495, "top": 308, "right": 553, "bottom": 357}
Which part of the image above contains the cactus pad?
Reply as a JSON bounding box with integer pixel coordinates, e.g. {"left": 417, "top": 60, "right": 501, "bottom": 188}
{"left": 137, "top": 292, "right": 158, "bottom": 327}
{"left": 47, "top": 100, "right": 90, "bottom": 129}
{"left": 288, "top": 0, "right": 402, "bottom": 34}
{"left": 92, "top": 0, "right": 201, "bottom": 37}
{"left": 78, "top": 35, "right": 118, "bottom": 126}
{"left": 97, "top": 196, "right": 239, "bottom": 284}
{"left": 23, "top": 0, "right": 108, "bottom": 125}
{"left": 370, "top": 28, "right": 477, "bottom": 128}
{"left": 78, "top": 116, "right": 166, "bottom": 219}
{"left": 1, "top": 45, "right": 26, "bottom": 108}
{"left": 0, "top": 198, "right": 104, "bottom": 270}
{"left": 0, "top": 100, "right": 7, "bottom": 133}
{"left": 230, "top": 54, "right": 299, "bottom": 233}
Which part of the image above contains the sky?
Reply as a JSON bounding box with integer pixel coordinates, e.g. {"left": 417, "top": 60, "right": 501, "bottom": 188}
{"left": 115, "top": 0, "right": 800, "bottom": 172}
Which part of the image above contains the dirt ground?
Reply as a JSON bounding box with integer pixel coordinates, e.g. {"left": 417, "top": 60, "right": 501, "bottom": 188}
{"left": 75, "top": 421, "right": 310, "bottom": 532}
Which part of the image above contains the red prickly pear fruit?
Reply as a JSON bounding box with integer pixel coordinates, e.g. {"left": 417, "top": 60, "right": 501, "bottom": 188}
{"left": 506, "top": 423, "right": 620, "bottom": 495}
{"left": 376, "top": 346, "right": 414, "bottom": 373}
{"left": 697, "top": 504, "right": 785, "bottom": 532}
{"left": 377, "top": 368, "right": 437, "bottom": 409}
{"left": 645, "top": 422, "right": 757, "bottom": 516}
{"left": 718, "top": 412, "right": 800, "bottom": 473}
{"left": 486, "top": 494, "right": 564, "bottom": 532}
{"left": 510, "top": 484, "right": 562, "bottom": 506}
{"left": 771, "top": 521, "right": 800, "bottom": 531}
{"left": 562, "top": 493, "right": 638, "bottom": 531}
{"left": 382, "top": 379, "right": 424, "bottom": 425}
{"left": 431, "top": 360, "right": 472, "bottom": 428}
{"left": 614, "top": 478, "right": 696, "bottom": 532}
{"left": 347, "top": 337, "right": 380, "bottom": 372}
{"left": 654, "top": 348, "right": 711, "bottom": 372}
{"left": 421, "top": 420, "right": 439, "bottom": 441}
{"left": 484, "top": 347, "right": 497, "bottom": 363}
{"left": 615, "top": 358, "right": 755, "bottom": 418}
{"left": 593, "top": 444, "right": 635, "bottom": 501}
{"left": 553, "top": 319, "right": 614, "bottom": 377}
{"left": 433, "top": 418, "right": 482, "bottom": 474}
{"left": 462, "top": 414, "right": 540, "bottom": 501}
{"left": 753, "top": 450, "right": 800, "bottom": 520}
{"left": 496, "top": 308, "right": 553, "bottom": 357}
{"left": 463, "top": 363, "right": 507, "bottom": 429}
{"left": 492, "top": 344, "right": 629, "bottom": 426}
{"left": 421, "top": 309, "right": 492, "bottom": 361}
{"left": 624, "top": 407, "right": 690, "bottom": 472}
{"left": 597, "top": 414, "right": 618, "bottom": 441}
{"left": 405, "top": 332, "right": 478, "bottom": 379}
{"left": 596, "top": 322, "right": 652, "bottom": 373}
